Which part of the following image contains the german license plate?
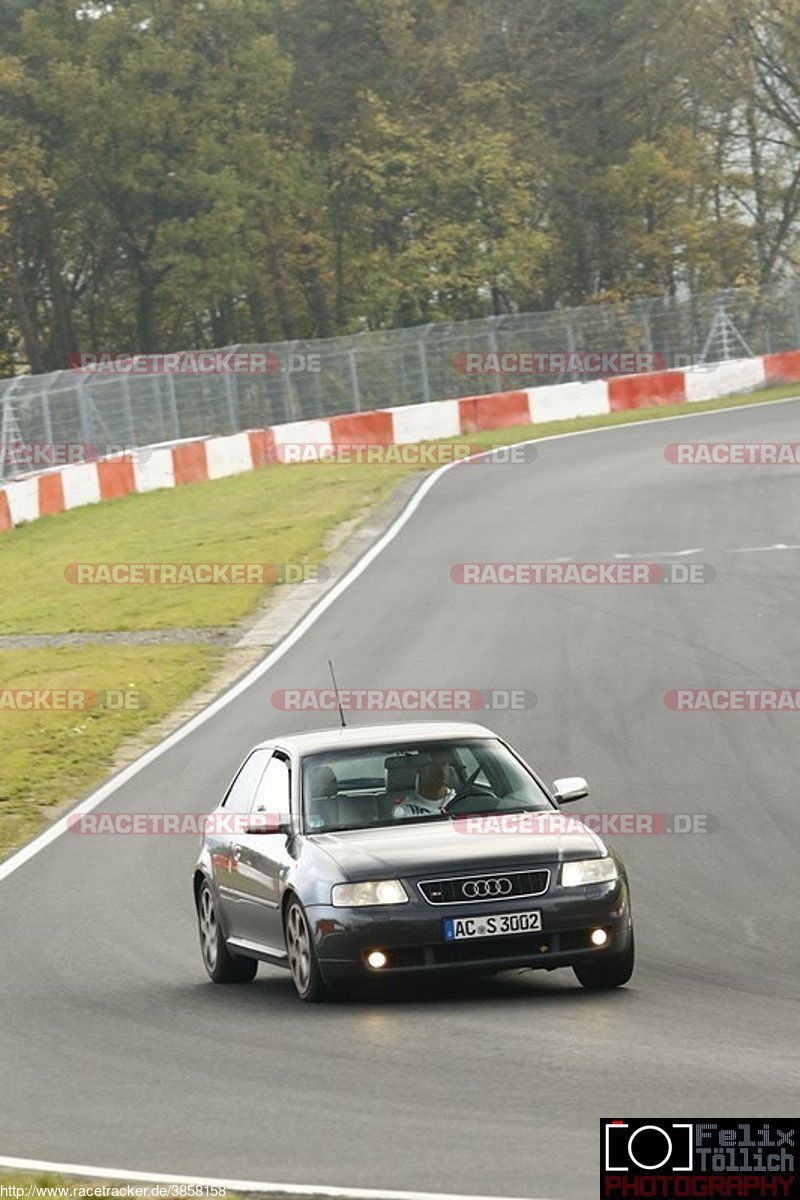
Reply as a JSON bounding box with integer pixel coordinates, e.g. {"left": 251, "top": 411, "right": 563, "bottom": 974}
{"left": 444, "top": 910, "right": 542, "bottom": 941}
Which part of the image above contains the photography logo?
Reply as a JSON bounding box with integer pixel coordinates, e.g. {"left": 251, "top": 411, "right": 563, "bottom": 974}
{"left": 600, "top": 1118, "right": 798, "bottom": 1197}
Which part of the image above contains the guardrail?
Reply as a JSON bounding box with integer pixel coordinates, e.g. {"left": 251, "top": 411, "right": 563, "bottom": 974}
{"left": 2, "top": 281, "right": 799, "bottom": 482}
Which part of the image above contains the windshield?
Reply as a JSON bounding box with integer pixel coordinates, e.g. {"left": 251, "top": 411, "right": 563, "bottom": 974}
{"left": 301, "top": 738, "right": 555, "bottom": 833}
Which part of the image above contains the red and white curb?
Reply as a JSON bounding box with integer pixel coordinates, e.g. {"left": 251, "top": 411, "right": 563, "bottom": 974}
{"left": 1, "top": 350, "right": 799, "bottom": 535}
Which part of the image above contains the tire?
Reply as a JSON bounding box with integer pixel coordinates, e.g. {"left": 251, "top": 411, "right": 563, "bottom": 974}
{"left": 285, "top": 897, "right": 330, "bottom": 1003}
{"left": 573, "top": 930, "right": 635, "bottom": 990}
{"left": 197, "top": 881, "right": 258, "bottom": 983}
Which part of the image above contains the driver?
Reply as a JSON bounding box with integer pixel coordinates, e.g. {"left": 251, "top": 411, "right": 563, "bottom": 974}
{"left": 393, "top": 756, "right": 456, "bottom": 818}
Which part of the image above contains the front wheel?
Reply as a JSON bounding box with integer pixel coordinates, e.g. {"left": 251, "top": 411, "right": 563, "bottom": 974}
{"left": 285, "top": 898, "right": 330, "bottom": 1003}
{"left": 573, "top": 930, "right": 634, "bottom": 990}
{"left": 197, "top": 881, "right": 258, "bottom": 983}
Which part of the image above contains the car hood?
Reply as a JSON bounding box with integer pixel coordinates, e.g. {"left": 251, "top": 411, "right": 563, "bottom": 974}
{"left": 311, "top": 814, "right": 606, "bottom": 879}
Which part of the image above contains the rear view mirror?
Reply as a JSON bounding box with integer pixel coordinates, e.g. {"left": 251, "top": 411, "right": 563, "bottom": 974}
{"left": 552, "top": 777, "right": 589, "bottom": 804}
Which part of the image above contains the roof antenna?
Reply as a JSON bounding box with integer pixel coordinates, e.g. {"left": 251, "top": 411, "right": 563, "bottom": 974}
{"left": 328, "top": 659, "right": 347, "bottom": 728}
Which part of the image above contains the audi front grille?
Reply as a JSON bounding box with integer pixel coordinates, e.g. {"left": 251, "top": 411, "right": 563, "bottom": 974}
{"left": 417, "top": 869, "right": 550, "bottom": 905}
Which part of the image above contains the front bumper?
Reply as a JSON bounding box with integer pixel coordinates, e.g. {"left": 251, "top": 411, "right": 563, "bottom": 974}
{"left": 308, "top": 877, "right": 632, "bottom": 985}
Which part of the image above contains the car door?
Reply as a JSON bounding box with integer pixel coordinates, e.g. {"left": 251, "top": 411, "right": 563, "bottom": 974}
{"left": 232, "top": 750, "right": 294, "bottom": 952}
{"left": 212, "top": 747, "right": 272, "bottom": 939}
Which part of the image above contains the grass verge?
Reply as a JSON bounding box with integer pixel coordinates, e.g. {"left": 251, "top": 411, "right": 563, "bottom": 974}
{"left": 0, "top": 644, "right": 220, "bottom": 856}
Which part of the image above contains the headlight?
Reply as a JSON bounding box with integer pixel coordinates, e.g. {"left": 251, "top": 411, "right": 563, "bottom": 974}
{"left": 331, "top": 879, "right": 408, "bottom": 907}
{"left": 561, "top": 857, "right": 618, "bottom": 887}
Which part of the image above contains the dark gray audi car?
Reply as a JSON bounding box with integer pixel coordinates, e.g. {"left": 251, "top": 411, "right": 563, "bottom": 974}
{"left": 193, "top": 721, "right": 634, "bottom": 1001}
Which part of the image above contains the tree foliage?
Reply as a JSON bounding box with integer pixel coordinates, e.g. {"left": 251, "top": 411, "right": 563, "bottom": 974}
{"left": 0, "top": 0, "right": 797, "bottom": 371}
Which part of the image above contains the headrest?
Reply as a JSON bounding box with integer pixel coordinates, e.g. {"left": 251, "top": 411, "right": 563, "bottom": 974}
{"left": 385, "top": 753, "right": 422, "bottom": 793}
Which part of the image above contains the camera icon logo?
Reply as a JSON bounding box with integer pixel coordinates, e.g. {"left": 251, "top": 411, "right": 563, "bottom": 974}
{"left": 604, "top": 1120, "right": 694, "bottom": 1173}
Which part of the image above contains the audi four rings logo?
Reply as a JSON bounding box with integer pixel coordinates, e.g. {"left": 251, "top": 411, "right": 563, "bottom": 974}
{"left": 462, "top": 877, "right": 513, "bottom": 898}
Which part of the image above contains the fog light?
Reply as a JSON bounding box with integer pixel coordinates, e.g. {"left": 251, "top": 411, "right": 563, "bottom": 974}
{"left": 367, "top": 950, "right": 388, "bottom": 969}
{"left": 590, "top": 928, "right": 608, "bottom": 947}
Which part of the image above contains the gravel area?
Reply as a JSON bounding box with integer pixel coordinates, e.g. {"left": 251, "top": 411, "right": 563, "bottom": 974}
{"left": 0, "top": 628, "right": 235, "bottom": 649}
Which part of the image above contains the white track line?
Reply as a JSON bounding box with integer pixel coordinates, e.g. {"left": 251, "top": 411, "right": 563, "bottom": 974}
{"left": 0, "top": 1157, "right": 556, "bottom": 1200}
{"left": 730, "top": 542, "right": 800, "bottom": 553}
{"left": 614, "top": 547, "right": 703, "bottom": 558}
{"left": 1, "top": 391, "right": 798, "bottom": 890}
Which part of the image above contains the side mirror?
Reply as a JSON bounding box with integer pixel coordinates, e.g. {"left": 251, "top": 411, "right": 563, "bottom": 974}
{"left": 243, "top": 812, "right": 293, "bottom": 835}
{"left": 552, "top": 777, "right": 589, "bottom": 804}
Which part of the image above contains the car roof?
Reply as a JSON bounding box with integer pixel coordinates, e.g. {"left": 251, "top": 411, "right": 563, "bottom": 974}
{"left": 255, "top": 721, "right": 498, "bottom": 756}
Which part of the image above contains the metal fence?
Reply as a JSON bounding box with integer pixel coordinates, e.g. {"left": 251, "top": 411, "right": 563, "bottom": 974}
{"left": 2, "top": 280, "right": 799, "bottom": 479}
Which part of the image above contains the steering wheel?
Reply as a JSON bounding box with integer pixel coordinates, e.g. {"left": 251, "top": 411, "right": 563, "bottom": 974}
{"left": 440, "top": 766, "right": 498, "bottom": 813}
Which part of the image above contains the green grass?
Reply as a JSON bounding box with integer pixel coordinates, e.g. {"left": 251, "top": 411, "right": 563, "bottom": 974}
{"left": 0, "top": 380, "right": 795, "bottom": 860}
{"left": 0, "top": 644, "right": 220, "bottom": 856}
{"left": 0, "top": 462, "right": 421, "bottom": 634}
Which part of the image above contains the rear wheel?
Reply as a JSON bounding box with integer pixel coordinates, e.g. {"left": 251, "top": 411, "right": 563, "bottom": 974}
{"left": 285, "top": 898, "right": 330, "bottom": 1003}
{"left": 573, "top": 931, "right": 634, "bottom": 990}
{"left": 197, "top": 881, "right": 257, "bottom": 983}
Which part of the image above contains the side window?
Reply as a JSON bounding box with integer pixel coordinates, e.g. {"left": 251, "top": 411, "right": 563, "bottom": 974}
{"left": 252, "top": 753, "right": 291, "bottom": 815}
{"left": 223, "top": 749, "right": 270, "bottom": 813}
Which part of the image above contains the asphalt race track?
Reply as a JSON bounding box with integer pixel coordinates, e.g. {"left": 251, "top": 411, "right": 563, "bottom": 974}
{"left": 1, "top": 400, "right": 799, "bottom": 1200}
